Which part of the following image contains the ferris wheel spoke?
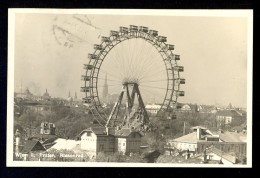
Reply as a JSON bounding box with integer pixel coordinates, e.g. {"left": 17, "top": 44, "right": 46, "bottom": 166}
{"left": 139, "top": 84, "right": 167, "bottom": 90}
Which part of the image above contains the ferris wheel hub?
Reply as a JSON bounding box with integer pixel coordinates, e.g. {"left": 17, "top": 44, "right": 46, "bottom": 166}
{"left": 122, "top": 77, "right": 140, "bottom": 85}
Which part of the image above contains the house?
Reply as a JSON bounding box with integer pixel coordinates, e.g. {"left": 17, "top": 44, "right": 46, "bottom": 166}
{"left": 145, "top": 104, "right": 161, "bottom": 115}
{"left": 168, "top": 126, "right": 219, "bottom": 152}
{"left": 19, "top": 140, "right": 46, "bottom": 161}
{"left": 114, "top": 128, "right": 142, "bottom": 155}
{"left": 77, "top": 127, "right": 143, "bottom": 157}
{"left": 78, "top": 127, "right": 115, "bottom": 157}
{"left": 216, "top": 110, "right": 242, "bottom": 127}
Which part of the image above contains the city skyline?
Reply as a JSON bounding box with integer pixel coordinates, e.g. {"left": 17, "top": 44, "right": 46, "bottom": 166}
{"left": 14, "top": 13, "right": 248, "bottom": 108}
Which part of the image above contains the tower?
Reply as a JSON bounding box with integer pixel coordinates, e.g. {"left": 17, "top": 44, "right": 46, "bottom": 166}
{"left": 68, "top": 91, "right": 71, "bottom": 98}
{"left": 74, "top": 92, "right": 77, "bottom": 100}
{"left": 102, "top": 74, "right": 108, "bottom": 100}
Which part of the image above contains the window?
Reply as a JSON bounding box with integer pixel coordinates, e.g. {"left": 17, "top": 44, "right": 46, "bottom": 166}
{"left": 87, "top": 132, "right": 91, "bottom": 136}
{"left": 123, "top": 143, "right": 125, "bottom": 146}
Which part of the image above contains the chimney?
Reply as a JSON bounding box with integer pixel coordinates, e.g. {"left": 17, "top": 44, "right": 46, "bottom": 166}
{"left": 196, "top": 128, "right": 201, "bottom": 140}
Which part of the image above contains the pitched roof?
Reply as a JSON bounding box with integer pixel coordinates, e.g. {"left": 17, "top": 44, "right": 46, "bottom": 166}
{"left": 219, "top": 132, "right": 245, "bottom": 142}
{"left": 48, "top": 138, "right": 79, "bottom": 150}
{"left": 78, "top": 127, "right": 111, "bottom": 136}
{"left": 216, "top": 110, "right": 241, "bottom": 117}
{"left": 206, "top": 147, "right": 236, "bottom": 164}
{"left": 22, "top": 140, "right": 46, "bottom": 153}
{"left": 173, "top": 132, "right": 198, "bottom": 144}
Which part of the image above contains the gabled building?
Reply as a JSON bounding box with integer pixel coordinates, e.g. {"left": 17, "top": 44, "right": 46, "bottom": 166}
{"left": 168, "top": 126, "right": 219, "bottom": 152}
{"left": 78, "top": 127, "right": 143, "bottom": 157}
{"left": 216, "top": 110, "right": 243, "bottom": 127}
{"left": 78, "top": 127, "right": 115, "bottom": 157}
{"left": 114, "top": 128, "right": 142, "bottom": 155}
{"left": 145, "top": 104, "right": 161, "bottom": 115}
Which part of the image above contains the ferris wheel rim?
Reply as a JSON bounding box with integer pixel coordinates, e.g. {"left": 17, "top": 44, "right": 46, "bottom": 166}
{"left": 81, "top": 25, "right": 184, "bottom": 123}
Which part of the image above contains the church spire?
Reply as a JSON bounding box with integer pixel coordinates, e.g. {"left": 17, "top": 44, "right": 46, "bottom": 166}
{"left": 74, "top": 92, "right": 77, "bottom": 99}
{"left": 102, "top": 74, "right": 108, "bottom": 100}
{"left": 68, "top": 91, "right": 71, "bottom": 97}
{"left": 105, "top": 73, "right": 107, "bottom": 85}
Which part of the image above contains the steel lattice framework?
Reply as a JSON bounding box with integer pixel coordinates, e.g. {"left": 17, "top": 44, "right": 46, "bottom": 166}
{"left": 81, "top": 25, "right": 185, "bottom": 127}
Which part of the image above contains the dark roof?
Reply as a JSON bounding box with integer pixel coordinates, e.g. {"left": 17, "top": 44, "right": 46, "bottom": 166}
{"left": 22, "top": 140, "right": 46, "bottom": 153}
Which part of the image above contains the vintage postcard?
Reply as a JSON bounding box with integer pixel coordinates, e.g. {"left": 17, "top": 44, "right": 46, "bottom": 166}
{"left": 7, "top": 9, "right": 253, "bottom": 167}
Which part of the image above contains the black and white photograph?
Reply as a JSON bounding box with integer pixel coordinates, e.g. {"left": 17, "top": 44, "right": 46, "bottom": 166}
{"left": 7, "top": 9, "right": 252, "bottom": 167}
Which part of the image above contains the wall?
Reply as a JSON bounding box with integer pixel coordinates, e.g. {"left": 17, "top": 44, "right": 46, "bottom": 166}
{"left": 126, "top": 132, "right": 141, "bottom": 154}
{"left": 172, "top": 141, "right": 197, "bottom": 151}
{"left": 96, "top": 135, "right": 115, "bottom": 154}
{"left": 80, "top": 131, "right": 97, "bottom": 152}
{"left": 116, "top": 138, "right": 127, "bottom": 154}
{"left": 197, "top": 142, "right": 246, "bottom": 156}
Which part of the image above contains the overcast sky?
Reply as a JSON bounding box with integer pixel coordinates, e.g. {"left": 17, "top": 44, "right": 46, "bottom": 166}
{"left": 13, "top": 12, "right": 249, "bottom": 108}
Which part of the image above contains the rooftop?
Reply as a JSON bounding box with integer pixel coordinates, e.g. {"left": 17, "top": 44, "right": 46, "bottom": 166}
{"left": 22, "top": 140, "right": 46, "bottom": 153}
{"left": 219, "top": 132, "right": 246, "bottom": 143}
{"left": 173, "top": 132, "right": 198, "bottom": 144}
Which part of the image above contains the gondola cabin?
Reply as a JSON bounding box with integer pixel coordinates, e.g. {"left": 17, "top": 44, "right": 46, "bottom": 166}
{"left": 81, "top": 87, "right": 91, "bottom": 92}
{"left": 149, "top": 30, "right": 158, "bottom": 37}
{"left": 177, "top": 91, "right": 185, "bottom": 97}
{"left": 174, "top": 66, "right": 184, "bottom": 72}
{"left": 81, "top": 75, "right": 91, "bottom": 81}
{"left": 101, "top": 36, "right": 110, "bottom": 42}
{"left": 130, "top": 25, "right": 138, "bottom": 32}
{"left": 83, "top": 64, "right": 94, "bottom": 70}
{"left": 175, "top": 78, "right": 185, "bottom": 84}
{"left": 110, "top": 30, "right": 119, "bottom": 37}
{"left": 119, "top": 26, "right": 128, "bottom": 33}
{"left": 175, "top": 55, "right": 180, "bottom": 60}
{"left": 88, "top": 54, "right": 98, "bottom": 59}
{"left": 139, "top": 26, "right": 149, "bottom": 33}
{"left": 83, "top": 97, "right": 92, "bottom": 103}
{"left": 179, "top": 78, "right": 185, "bottom": 84}
{"left": 94, "top": 44, "right": 103, "bottom": 50}
{"left": 158, "top": 36, "right": 167, "bottom": 42}
{"left": 167, "top": 44, "right": 175, "bottom": 50}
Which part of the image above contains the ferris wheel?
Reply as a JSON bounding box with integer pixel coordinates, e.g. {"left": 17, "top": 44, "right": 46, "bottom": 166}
{"left": 81, "top": 25, "right": 185, "bottom": 129}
